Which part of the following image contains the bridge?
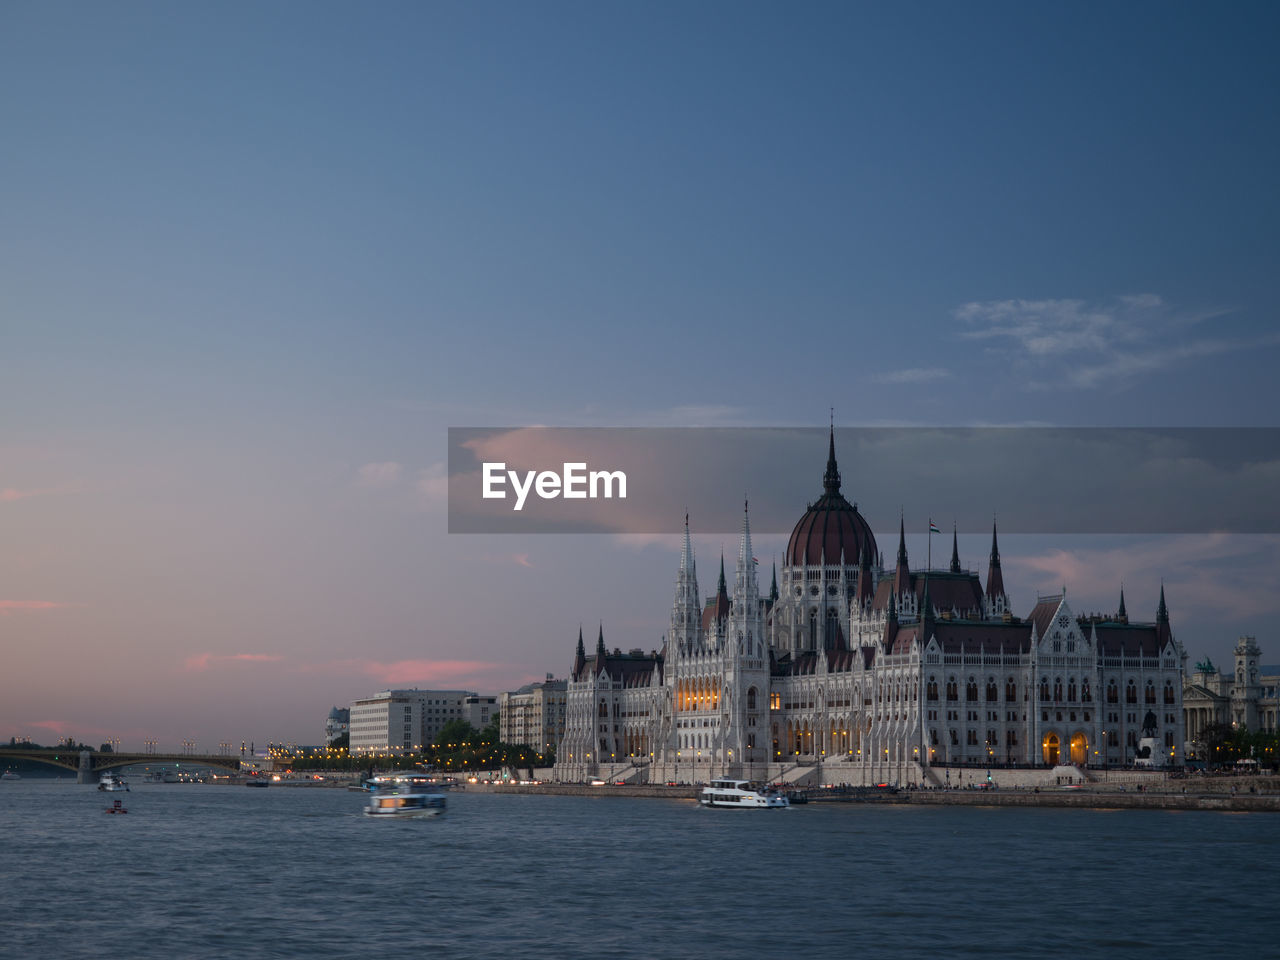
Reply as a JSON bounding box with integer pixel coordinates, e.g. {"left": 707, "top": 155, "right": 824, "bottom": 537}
{"left": 0, "top": 749, "right": 245, "bottom": 783}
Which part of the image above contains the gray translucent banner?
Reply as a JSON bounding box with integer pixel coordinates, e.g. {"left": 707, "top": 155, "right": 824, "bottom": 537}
{"left": 447, "top": 427, "right": 1280, "bottom": 534}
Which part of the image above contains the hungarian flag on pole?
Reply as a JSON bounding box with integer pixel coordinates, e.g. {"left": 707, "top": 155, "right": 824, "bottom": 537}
{"left": 929, "top": 520, "right": 941, "bottom": 534}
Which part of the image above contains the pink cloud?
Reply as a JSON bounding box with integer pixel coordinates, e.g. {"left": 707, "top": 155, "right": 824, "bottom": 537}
{"left": 28, "top": 719, "right": 74, "bottom": 736}
{"left": 184, "top": 652, "right": 285, "bottom": 672}
{"left": 1006, "top": 534, "right": 1280, "bottom": 621}
{"left": 0, "top": 600, "right": 75, "bottom": 614}
{"left": 1, "top": 484, "right": 76, "bottom": 502}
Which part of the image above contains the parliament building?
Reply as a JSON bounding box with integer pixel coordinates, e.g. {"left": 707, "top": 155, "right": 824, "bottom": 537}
{"left": 554, "top": 430, "right": 1187, "bottom": 785}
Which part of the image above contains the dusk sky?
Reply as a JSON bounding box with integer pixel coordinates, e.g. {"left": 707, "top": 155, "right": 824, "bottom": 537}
{"left": 2, "top": 3, "right": 1278, "bottom": 751}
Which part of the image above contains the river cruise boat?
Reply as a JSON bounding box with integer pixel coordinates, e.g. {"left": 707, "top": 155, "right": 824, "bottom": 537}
{"left": 364, "top": 775, "right": 446, "bottom": 819}
{"left": 699, "top": 779, "right": 789, "bottom": 809}
{"left": 98, "top": 772, "right": 129, "bottom": 792}
{"left": 1, "top": 770, "right": 20, "bottom": 781}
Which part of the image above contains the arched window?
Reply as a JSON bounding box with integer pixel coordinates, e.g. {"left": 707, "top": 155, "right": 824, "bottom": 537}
{"left": 986, "top": 679, "right": 999, "bottom": 702}
{"left": 599, "top": 699, "right": 608, "bottom": 718}
{"left": 946, "top": 679, "right": 958, "bottom": 701}
{"left": 1006, "top": 678, "right": 1017, "bottom": 702}
{"left": 1067, "top": 679, "right": 1077, "bottom": 702}
{"left": 1145, "top": 681, "right": 1156, "bottom": 705}
{"left": 747, "top": 687, "right": 757, "bottom": 711}
{"left": 1053, "top": 678, "right": 1063, "bottom": 702}
{"left": 1126, "top": 680, "right": 1137, "bottom": 704}
{"left": 1039, "top": 678, "right": 1050, "bottom": 701}
{"left": 1082, "top": 679, "right": 1092, "bottom": 703}
{"left": 966, "top": 678, "right": 979, "bottom": 702}
{"left": 926, "top": 678, "right": 939, "bottom": 701}
{"left": 1163, "top": 681, "right": 1175, "bottom": 705}
{"left": 1107, "top": 680, "right": 1119, "bottom": 704}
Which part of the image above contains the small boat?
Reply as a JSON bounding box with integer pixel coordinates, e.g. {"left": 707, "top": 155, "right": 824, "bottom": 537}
{"left": 699, "top": 779, "right": 790, "bottom": 809}
{"left": 244, "top": 779, "right": 269, "bottom": 788}
{"left": 105, "top": 799, "right": 128, "bottom": 814}
{"left": 1, "top": 770, "right": 20, "bottom": 781}
{"left": 98, "top": 772, "right": 129, "bottom": 792}
{"left": 364, "top": 775, "right": 446, "bottom": 818}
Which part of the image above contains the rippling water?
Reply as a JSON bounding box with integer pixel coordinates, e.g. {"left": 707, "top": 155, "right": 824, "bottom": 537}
{"left": 1, "top": 781, "right": 1276, "bottom": 959}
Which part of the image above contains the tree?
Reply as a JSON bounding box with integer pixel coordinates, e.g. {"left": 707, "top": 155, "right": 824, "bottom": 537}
{"left": 435, "top": 719, "right": 479, "bottom": 748}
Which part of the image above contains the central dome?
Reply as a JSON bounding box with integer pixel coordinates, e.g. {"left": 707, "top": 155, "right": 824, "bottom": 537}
{"left": 785, "top": 429, "right": 878, "bottom": 568}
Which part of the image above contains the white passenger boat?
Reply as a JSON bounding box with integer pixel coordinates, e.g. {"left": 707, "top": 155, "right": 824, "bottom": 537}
{"left": 364, "top": 775, "right": 446, "bottom": 818}
{"left": 1, "top": 770, "right": 20, "bottom": 781}
{"left": 699, "top": 779, "right": 789, "bottom": 809}
{"left": 98, "top": 772, "right": 130, "bottom": 792}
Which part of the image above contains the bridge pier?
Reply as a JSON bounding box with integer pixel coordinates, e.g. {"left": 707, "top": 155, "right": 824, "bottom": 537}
{"left": 77, "top": 750, "right": 94, "bottom": 785}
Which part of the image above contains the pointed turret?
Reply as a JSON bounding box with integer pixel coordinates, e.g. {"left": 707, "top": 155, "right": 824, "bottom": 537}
{"left": 679, "top": 513, "right": 696, "bottom": 576}
{"left": 1155, "top": 582, "right": 1172, "bottom": 647}
{"left": 572, "top": 625, "right": 586, "bottom": 680}
{"left": 671, "top": 512, "right": 702, "bottom": 651}
{"left": 883, "top": 589, "right": 899, "bottom": 649}
{"left": 734, "top": 500, "right": 758, "bottom": 600}
{"left": 985, "top": 519, "right": 1006, "bottom": 600}
{"left": 1118, "top": 586, "right": 1128, "bottom": 622}
{"left": 717, "top": 553, "right": 727, "bottom": 600}
{"left": 596, "top": 623, "right": 606, "bottom": 660}
{"left": 894, "top": 514, "right": 911, "bottom": 597}
{"left": 823, "top": 423, "right": 841, "bottom": 495}
{"left": 856, "top": 543, "right": 875, "bottom": 606}
{"left": 949, "top": 524, "right": 961, "bottom": 574}
{"left": 769, "top": 560, "right": 779, "bottom": 604}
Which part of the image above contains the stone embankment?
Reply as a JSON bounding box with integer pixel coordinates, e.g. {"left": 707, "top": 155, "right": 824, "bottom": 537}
{"left": 469, "top": 778, "right": 1280, "bottom": 811}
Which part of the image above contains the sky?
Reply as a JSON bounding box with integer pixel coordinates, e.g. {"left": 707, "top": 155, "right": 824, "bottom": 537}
{"left": 2, "top": 2, "right": 1278, "bottom": 751}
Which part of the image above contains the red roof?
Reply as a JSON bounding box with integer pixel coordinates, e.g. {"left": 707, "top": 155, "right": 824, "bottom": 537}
{"left": 786, "top": 492, "right": 878, "bottom": 567}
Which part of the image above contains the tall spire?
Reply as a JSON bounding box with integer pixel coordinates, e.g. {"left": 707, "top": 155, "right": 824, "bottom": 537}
{"left": 823, "top": 422, "right": 841, "bottom": 495}
{"left": 949, "top": 523, "right": 961, "bottom": 574}
{"left": 572, "top": 625, "right": 586, "bottom": 680}
{"left": 596, "top": 622, "right": 606, "bottom": 659}
{"left": 894, "top": 513, "right": 911, "bottom": 597}
{"left": 717, "top": 552, "right": 727, "bottom": 599}
{"left": 733, "top": 500, "right": 759, "bottom": 602}
{"left": 985, "top": 519, "right": 1005, "bottom": 600}
{"left": 769, "top": 560, "right": 779, "bottom": 603}
{"left": 1155, "top": 582, "right": 1172, "bottom": 647}
{"left": 679, "top": 512, "right": 696, "bottom": 576}
{"left": 1118, "top": 585, "right": 1128, "bottom": 621}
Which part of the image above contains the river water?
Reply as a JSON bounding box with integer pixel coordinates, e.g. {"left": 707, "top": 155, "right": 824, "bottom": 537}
{"left": 0, "top": 781, "right": 1275, "bottom": 959}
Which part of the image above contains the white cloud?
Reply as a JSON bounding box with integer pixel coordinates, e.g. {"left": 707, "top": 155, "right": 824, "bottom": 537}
{"left": 871, "top": 367, "right": 952, "bottom": 385}
{"left": 356, "top": 461, "right": 403, "bottom": 488}
{"left": 416, "top": 462, "right": 448, "bottom": 503}
{"left": 954, "top": 295, "right": 1267, "bottom": 390}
